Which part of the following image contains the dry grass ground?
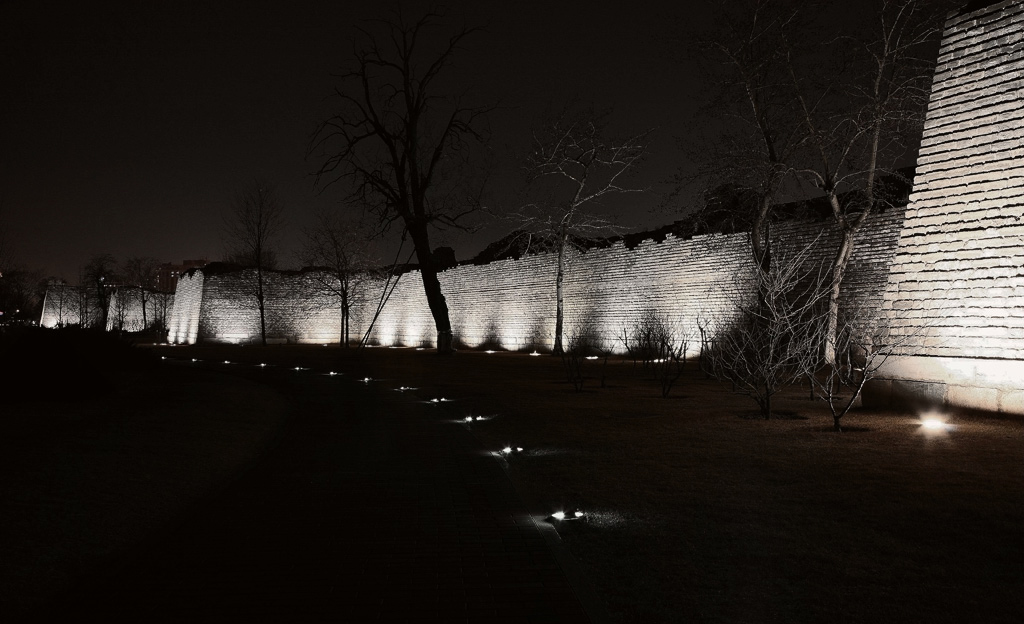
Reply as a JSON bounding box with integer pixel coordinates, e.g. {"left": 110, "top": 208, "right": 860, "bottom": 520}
{"left": 168, "top": 344, "right": 1024, "bottom": 624}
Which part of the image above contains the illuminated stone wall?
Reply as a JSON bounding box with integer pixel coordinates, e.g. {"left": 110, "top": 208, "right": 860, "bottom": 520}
{"left": 104, "top": 290, "right": 173, "bottom": 333}
{"left": 870, "top": 0, "right": 1024, "bottom": 414}
{"left": 39, "top": 283, "right": 83, "bottom": 328}
{"left": 168, "top": 267, "right": 345, "bottom": 345}
{"left": 167, "top": 208, "right": 906, "bottom": 354}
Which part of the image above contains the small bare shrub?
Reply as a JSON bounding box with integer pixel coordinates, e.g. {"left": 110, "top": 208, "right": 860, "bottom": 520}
{"left": 705, "top": 244, "right": 829, "bottom": 419}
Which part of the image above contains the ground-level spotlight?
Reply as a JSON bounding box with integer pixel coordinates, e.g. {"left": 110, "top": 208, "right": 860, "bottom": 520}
{"left": 550, "top": 510, "right": 585, "bottom": 522}
{"left": 485, "top": 350, "right": 495, "bottom": 354}
{"left": 529, "top": 351, "right": 540, "bottom": 357}
{"left": 921, "top": 417, "right": 951, "bottom": 431}
{"left": 585, "top": 356, "right": 598, "bottom": 360}
{"left": 416, "top": 347, "right": 425, "bottom": 351}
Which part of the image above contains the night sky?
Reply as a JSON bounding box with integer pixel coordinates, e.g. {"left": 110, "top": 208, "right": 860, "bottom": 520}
{"left": 2, "top": 2, "right": 875, "bottom": 282}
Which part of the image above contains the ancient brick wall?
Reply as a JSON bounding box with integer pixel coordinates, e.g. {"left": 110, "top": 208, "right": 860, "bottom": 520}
{"left": 872, "top": 0, "right": 1024, "bottom": 413}
{"left": 168, "top": 208, "right": 906, "bottom": 354}
{"left": 104, "top": 289, "right": 174, "bottom": 333}
{"left": 39, "top": 284, "right": 82, "bottom": 328}
{"left": 167, "top": 271, "right": 204, "bottom": 344}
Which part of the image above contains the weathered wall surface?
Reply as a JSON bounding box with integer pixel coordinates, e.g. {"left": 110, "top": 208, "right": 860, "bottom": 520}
{"left": 105, "top": 290, "right": 173, "bottom": 332}
{"left": 871, "top": 0, "right": 1024, "bottom": 414}
{"left": 39, "top": 284, "right": 83, "bottom": 328}
{"left": 169, "top": 209, "right": 906, "bottom": 355}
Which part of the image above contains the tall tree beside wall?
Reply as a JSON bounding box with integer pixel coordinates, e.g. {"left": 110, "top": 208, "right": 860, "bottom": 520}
{"left": 782, "top": 0, "right": 947, "bottom": 364}
{"left": 82, "top": 254, "right": 118, "bottom": 330}
{"left": 688, "top": 0, "right": 949, "bottom": 364}
{"left": 310, "top": 9, "right": 493, "bottom": 354}
{"left": 223, "top": 182, "right": 285, "bottom": 347}
{"left": 300, "top": 210, "right": 374, "bottom": 346}
{"left": 516, "top": 105, "right": 648, "bottom": 354}
{"left": 123, "top": 256, "right": 161, "bottom": 331}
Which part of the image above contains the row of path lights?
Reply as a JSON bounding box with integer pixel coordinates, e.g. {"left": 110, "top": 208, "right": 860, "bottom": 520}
{"left": 160, "top": 349, "right": 589, "bottom": 524}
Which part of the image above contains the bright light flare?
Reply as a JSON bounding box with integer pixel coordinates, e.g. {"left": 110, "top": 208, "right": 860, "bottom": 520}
{"left": 529, "top": 351, "right": 540, "bottom": 357}
{"left": 585, "top": 356, "right": 598, "bottom": 360}
{"left": 485, "top": 350, "right": 495, "bottom": 354}
{"left": 551, "top": 511, "right": 566, "bottom": 521}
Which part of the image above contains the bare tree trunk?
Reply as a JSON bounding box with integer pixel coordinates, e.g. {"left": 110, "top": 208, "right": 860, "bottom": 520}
{"left": 553, "top": 230, "right": 567, "bottom": 355}
{"left": 409, "top": 227, "right": 454, "bottom": 354}
{"left": 139, "top": 287, "right": 148, "bottom": 330}
{"left": 256, "top": 266, "right": 267, "bottom": 347}
{"left": 340, "top": 287, "right": 349, "bottom": 347}
{"left": 824, "top": 229, "right": 854, "bottom": 365}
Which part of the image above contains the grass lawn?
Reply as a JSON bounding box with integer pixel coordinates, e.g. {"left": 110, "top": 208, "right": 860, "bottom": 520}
{"left": 166, "top": 344, "right": 1024, "bottom": 624}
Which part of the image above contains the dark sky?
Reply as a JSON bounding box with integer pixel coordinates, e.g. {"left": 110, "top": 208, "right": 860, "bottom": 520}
{"left": 1, "top": 1, "right": 868, "bottom": 282}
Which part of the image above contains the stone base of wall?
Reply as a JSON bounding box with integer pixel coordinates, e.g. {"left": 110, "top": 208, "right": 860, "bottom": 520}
{"left": 863, "top": 355, "right": 1024, "bottom": 415}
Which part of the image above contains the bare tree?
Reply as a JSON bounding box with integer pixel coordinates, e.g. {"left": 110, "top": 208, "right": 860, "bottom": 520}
{"left": 706, "top": 242, "right": 829, "bottom": 419}
{"left": 683, "top": 0, "right": 808, "bottom": 273}
{"left": 310, "top": 9, "right": 492, "bottom": 354}
{"left": 300, "top": 209, "right": 373, "bottom": 346}
{"left": 122, "top": 256, "right": 160, "bottom": 331}
{"left": 782, "top": 0, "right": 946, "bottom": 364}
{"left": 223, "top": 182, "right": 285, "bottom": 347}
{"left": 516, "top": 106, "right": 648, "bottom": 354}
{"left": 82, "top": 254, "right": 118, "bottom": 330}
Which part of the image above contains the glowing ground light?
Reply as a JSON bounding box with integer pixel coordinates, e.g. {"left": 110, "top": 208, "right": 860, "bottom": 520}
{"left": 191, "top": 358, "right": 198, "bottom": 362}
{"left": 551, "top": 510, "right": 585, "bottom": 521}
{"left": 485, "top": 350, "right": 495, "bottom": 354}
{"left": 501, "top": 446, "right": 523, "bottom": 454}
{"left": 328, "top": 371, "right": 338, "bottom": 376}
{"left": 259, "top": 363, "right": 267, "bottom": 368}
{"left": 465, "top": 416, "right": 474, "bottom": 423}
{"left": 161, "top": 356, "right": 166, "bottom": 360}
{"left": 224, "top": 360, "right": 231, "bottom": 364}
{"left": 529, "top": 351, "right": 541, "bottom": 357}
{"left": 922, "top": 418, "right": 950, "bottom": 431}
{"left": 585, "top": 356, "right": 598, "bottom": 360}
{"left": 361, "top": 377, "right": 372, "bottom": 383}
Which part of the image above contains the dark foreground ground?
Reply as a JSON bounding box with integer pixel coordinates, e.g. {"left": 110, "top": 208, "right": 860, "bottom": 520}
{"left": 5, "top": 338, "right": 1024, "bottom": 623}
{"left": 4, "top": 344, "right": 595, "bottom": 623}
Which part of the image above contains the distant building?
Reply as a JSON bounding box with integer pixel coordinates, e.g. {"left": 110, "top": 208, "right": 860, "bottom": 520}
{"left": 157, "top": 259, "right": 208, "bottom": 293}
